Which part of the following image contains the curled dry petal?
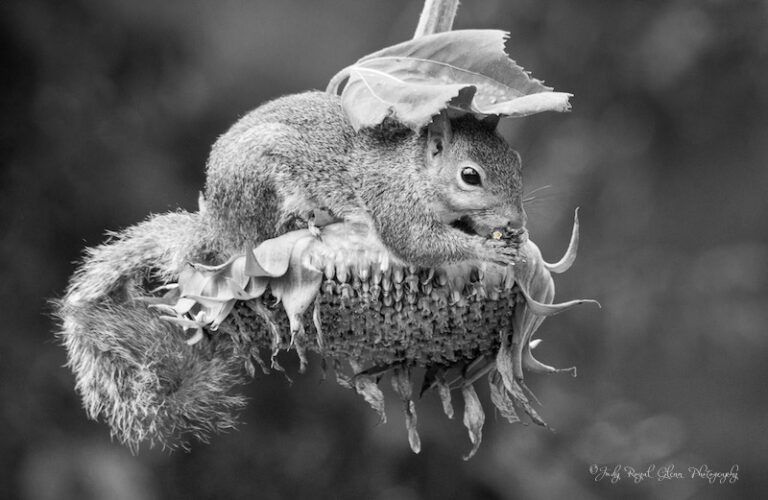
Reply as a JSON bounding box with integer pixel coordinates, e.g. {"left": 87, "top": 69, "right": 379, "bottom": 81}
{"left": 510, "top": 277, "right": 553, "bottom": 380}
{"left": 543, "top": 208, "right": 579, "bottom": 274}
{"left": 269, "top": 236, "right": 323, "bottom": 337}
{"left": 510, "top": 235, "right": 591, "bottom": 380}
{"left": 522, "top": 341, "right": 577, "bottom": 376}
{"left": 461, "top": 384, "right": 485, "bottom": 461}
{"left": 518, "top": 285, "right": 600, "bottom": 317}
{"left": 247, "top": 230, "right": 313, "bottom": 278}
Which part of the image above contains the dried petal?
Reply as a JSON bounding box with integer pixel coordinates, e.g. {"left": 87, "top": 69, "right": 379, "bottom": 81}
{"left": 182, "top": 294, "right": 230, "bottom": 308}
{"left": 543, "top": 208, "right": 579, "bottom": 274}
{"left": 419, "top": 365, "right": 439, "bottom": 396}
{"left": 391, "top": 366, "right": 420, "bottom": 454}
{"left": 244, "top": 276, "right": 268, "bottom": 298}
{"left": 312, "top": 296, "right": 324, "bottom": 351}
{"left": 437, "top": 378, "right": 454, "bottom": 419}
{"left": 147, "top": 303, "right": 178, "bottom": 316}
{"left": 461, "top": 384, "right": 485, "bottom": 460}
{"left": 522, "top": 341, "right": 577, "bottom": 376}
{"left": 496, "top": 340, "right": 547, "bottom": 427}
{"left": 349, "top": 360, "right": 386, "bottom": 423}
{"left": 248, "top": 230, "right": 312, "bottom": 277}
{"left": 291, "top": 323, "right": 308, "bottom": 373}
{"left": 518, "top": 283, "right": 600, "bottom": 317}
{"left": 159, "top": 315, "right": 204, "bottom": 330}
{"left": 210, "top": 299, "right": 236, "bottom": 330}
{"left": 185, "top": 327, "right": 205, "bottom": 346}
{"left": 488, "top": 371, "right": 519, "bottom": 424}
{"left": 270, "top": 236, "right": 323, "bottom": 349}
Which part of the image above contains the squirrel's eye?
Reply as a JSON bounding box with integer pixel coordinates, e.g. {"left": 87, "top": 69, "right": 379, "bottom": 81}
{"left": 460, "top": 166, "right": 482, "bottom": 186}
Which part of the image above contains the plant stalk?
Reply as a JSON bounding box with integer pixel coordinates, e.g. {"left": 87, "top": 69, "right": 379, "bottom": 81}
{"left": 413, "top": 0, "right": 459, "bottom": 38}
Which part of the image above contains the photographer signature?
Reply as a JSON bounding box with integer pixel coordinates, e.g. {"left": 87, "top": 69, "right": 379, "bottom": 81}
{"left": 589, "top": 463, "right": 739, "bottom": 484}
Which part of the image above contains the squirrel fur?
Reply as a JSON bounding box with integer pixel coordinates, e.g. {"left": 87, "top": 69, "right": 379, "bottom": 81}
{"left": 56, "top": 90, "right": 528, "bottom": 448}
{"left": 206, "top": 91, "right": 526, "bottom": 266}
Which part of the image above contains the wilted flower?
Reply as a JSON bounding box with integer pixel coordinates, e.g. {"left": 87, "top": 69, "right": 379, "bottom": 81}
{"left": 141, "top": 211, "right": 597, "bottom": 457}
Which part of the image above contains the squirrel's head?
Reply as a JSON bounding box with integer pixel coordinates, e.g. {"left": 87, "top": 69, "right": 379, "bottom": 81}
{"left": 425, "top": 114, "right": 527, "bottom": 238}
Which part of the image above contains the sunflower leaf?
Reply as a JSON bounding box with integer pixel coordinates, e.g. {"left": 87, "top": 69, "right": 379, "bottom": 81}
{"left": 330, "top": 30, "right": 572, "bottom": 131}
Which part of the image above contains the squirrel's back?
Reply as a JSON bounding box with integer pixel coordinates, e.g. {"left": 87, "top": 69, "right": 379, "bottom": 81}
{"left": 204, "top": 92, "right": 363, "bottom": 251}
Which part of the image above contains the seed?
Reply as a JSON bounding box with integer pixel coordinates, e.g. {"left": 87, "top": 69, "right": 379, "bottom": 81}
{"left": 393, "top": 266, "right": 404, "bottom": 284}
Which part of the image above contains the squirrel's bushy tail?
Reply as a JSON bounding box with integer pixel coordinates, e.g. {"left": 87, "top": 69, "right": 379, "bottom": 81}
{"left": 55, "top": 211, "right": 247, "bottom": 450}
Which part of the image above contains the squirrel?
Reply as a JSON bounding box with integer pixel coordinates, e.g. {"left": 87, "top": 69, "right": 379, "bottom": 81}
{"left": 56, "top": 90, "right": 529, "bottom": 448}
{"left": 205, "top": 91, "right": 527, "bottom": 267}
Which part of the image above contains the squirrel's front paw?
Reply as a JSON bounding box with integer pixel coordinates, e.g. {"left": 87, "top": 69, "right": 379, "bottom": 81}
{"left": 477, "top": 238, "right": 520, "bottom": 266}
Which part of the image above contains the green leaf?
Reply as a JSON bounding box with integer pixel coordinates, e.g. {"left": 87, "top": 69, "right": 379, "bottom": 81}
{"left": 329, "top": 30, "right": 572, "bottom": 131}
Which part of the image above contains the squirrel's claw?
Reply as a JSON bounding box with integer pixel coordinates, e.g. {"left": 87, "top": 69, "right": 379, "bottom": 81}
{"left": 478, "top": 238, "right": 519, "bottom": 267}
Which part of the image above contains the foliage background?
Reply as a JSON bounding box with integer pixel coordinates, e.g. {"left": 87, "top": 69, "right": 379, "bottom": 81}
{"left": 1, "top": 0, "right": 766, "bottom": 498}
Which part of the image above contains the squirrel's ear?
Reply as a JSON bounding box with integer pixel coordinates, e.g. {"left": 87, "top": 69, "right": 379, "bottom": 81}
{"left": 427, "top": 113, "right": 452, "bottom": 159}
{"left": 481, "top": 115, "right": 501, "bottom": 130}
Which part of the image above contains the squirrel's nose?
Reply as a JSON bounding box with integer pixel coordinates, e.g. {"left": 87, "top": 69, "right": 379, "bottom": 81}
{"left": 505, "top": 209, "right": 527, "bottom": 230}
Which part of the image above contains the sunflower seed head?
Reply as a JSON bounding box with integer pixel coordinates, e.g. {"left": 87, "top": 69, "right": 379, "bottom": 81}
{"left": 59, "top": 216, "right": 594, "bottom": 457}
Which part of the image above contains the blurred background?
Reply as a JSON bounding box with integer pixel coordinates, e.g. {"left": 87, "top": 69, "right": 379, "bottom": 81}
{"left": 1, "top": 0, "right": 766, "bottom": 498}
